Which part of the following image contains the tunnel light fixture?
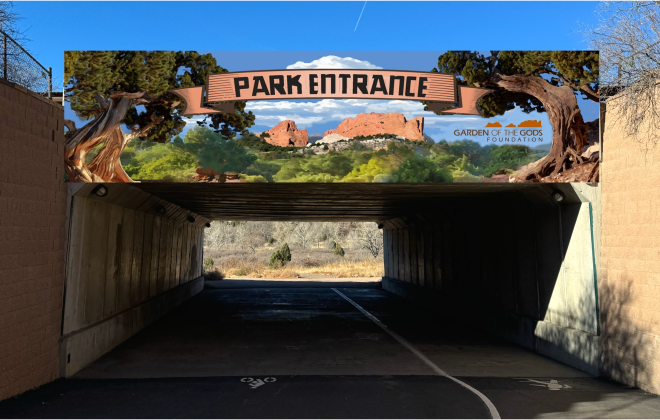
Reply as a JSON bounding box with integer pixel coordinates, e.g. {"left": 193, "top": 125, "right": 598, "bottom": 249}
{"left": 377, "top": 223, "right": 384, "bottom": 229}
{"left": 154, "top": 205, "right": 167, "bottom": 215}
{"left": 187, "top": 215, "right": 196, "bottom": 223}
{"left": 91, "top": 184, "right": 108, "bottom": 198}
{"left": 205, "top": 222, "right": 211, "bottom": 228}
{"left": 552, "top": 190, "right": 565, "bottom": 203}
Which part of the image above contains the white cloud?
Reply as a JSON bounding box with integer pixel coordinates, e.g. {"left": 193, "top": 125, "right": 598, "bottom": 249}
{"left": 286, "top": 55, "right": 382, "bottom": 70}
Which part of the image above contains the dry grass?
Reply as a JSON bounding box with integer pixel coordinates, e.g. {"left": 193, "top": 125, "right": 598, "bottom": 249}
{"left": 203, "top": 244, "right": 383, "bottom": 279}
{"left": 211, "top": 256, "right": 383, "bottom": 279}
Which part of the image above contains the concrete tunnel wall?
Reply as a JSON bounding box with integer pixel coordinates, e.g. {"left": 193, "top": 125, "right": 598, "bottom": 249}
{"left": 380, "top": 184, "right": 600, "bottom": 375}
{"left": 60, "top": 184, "right": 210, "bottom": 377}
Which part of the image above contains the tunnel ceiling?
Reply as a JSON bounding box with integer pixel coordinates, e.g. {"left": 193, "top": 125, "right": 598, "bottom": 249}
{"left": 131, "top": 183, "right": 561, "bottom": 222}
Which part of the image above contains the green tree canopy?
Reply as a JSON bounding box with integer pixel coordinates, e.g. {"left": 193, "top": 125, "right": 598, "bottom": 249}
{"left": 176, "top": 126, "right": 257, "bottom": 174}
{"left": 431, "top": 51, "right": 598, "bottom": 117}
{"left": 65, "top": 51, "right": 255, "bottom": 143}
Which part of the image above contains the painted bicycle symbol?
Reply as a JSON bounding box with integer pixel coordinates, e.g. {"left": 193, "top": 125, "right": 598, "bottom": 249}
{"left": 516, "top": 378, "right": 572, "bottom": 390}
{"left": 240, "top": 377, "right": 277, "bottom": 389}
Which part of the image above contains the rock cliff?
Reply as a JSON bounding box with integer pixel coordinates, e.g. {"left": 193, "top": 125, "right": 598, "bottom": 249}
{"left": 323, "top": 112, "right": 425, "bottom": 141}
{"left": 259, "top": 120, "right": 308, "bottom": 147}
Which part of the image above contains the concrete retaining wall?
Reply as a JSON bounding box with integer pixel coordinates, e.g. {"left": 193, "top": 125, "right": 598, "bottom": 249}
{"left": 60, "top": 276, "right": 204, "bottom": 377}
{"left": 381, "top": 184, "right": 601, "bottom": 375}
{"left": 0, "top": 79, "right": 66, "bottom": 400}
{"left": 60, "top": 184, "right": 209, "bottom": 376}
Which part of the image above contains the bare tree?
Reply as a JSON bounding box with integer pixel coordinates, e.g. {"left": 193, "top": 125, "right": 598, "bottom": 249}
{"left": 292, "top": 223, "right": 316, "bottom": 249}
{"left": 232, "top": 224, "right": 246, "bottom": 250}
{"left": 0, "top": 2, "right": 24, "bottom": 41}
{"left": 273, "top": 222, "right": 296, "bottom": 245}
{"left": 0, "top": 2, "right": 60, "bottom": 95}
{"left": 250, "top": 221, "right": 274, "bottom": 245}
{"left": 240, "top": 221, "right": 273, "bottom": 253}
{"left": 354, "top": 223, "right": 383, "bottom": 258}
{"left": 204, "top": 222, "right": 234, "bottom": 250}
{"left": 585, "top": 1, "right": 660, "bottom": 153}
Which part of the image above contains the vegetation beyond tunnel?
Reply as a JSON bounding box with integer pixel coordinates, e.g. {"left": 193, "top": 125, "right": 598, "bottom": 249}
{"left": 202, "top": 221, "right": 384, "bottom": 280}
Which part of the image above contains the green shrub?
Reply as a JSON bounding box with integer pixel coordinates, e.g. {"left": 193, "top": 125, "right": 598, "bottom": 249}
{"left": 334, "top": 244, "right": 345, "bottom": 257}
{"left": 269, "top": 250, "right": 284, "bottom": 268}
{"left": 482, "top": 145, "right": 531, "bottom": 177}
{"left": 451, "top": 170, "right": 483, "bottom": 183}
{"left": 203, "top": 258, "right": 214, "bottom": 273}
{"left": 280, "top": 243, "right": 292, "bottom": 262}
{"left": 327, "top": 240, "right": 337, "bottom": 250}
{"left": 240, "top": 174, "right": 268, "bottom": 183}
{"left": 269, "top": 243, "right": 292, "bottom": 268}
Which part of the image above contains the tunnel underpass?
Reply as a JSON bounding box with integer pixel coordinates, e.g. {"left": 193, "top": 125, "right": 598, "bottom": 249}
{"left": 6, "top": 182, "right": 659, "bottom": 418}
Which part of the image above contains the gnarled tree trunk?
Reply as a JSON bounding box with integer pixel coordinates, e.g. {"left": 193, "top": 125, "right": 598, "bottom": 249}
{"left": 64, "top": 92, "right": 161, "bottom": 183}
{"left": 489, "top": 72, "right": 592, "bottom": 181}
{"left": 86, "top": 128, "right": 135, "bottom": 182}
{"left": 88, "top": 113, "right": 164, "bottom": 182}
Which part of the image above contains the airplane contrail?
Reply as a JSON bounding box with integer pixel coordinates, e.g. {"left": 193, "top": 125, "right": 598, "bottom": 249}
{"left": 354, "top": 1, "right": 368, "bottom": 31}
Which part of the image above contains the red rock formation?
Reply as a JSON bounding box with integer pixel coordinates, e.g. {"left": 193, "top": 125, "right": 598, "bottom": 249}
{"left": 323, "top": 113, "right": 425, "bottom": 141}
{"left": 259, "top": 120, "right": 308, "bottom": 147}
{"left": 518, "top": 120, "right": 542, "bottom": 128}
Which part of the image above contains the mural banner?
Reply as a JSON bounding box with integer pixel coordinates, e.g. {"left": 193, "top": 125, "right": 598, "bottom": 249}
{"left": 63, "top": 51, "right": 600, "bottom": 184}
{"left": 171, "top": 70, "right": 491, "bottom": 117}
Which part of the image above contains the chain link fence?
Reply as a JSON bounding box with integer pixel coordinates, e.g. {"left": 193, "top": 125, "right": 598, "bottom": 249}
{"left": 1, "top": 28, "right": 51, "bottom": 98}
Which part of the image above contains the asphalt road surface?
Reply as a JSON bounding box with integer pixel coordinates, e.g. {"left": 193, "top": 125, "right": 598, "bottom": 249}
{"left": 1, "top": 280, "right": 659, "bottom": 418}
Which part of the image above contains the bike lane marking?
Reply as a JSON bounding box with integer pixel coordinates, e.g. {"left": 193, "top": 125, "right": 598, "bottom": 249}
{"left": 332, "top": 288, "right": 501, "bottom": 420}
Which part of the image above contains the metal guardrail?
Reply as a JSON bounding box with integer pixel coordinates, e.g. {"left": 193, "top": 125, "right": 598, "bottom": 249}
{"left": 1, "top": 28, "right": 51, "bottom": 99}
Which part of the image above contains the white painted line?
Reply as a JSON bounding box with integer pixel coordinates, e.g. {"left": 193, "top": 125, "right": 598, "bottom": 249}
{"left": 332, "top": 288, "right": 501, "bottom": 420}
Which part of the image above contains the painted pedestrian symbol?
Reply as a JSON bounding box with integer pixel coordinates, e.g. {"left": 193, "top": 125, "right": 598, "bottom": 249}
{"left": 516, "top": 378, "right": 572, "bottom": 390}
{"left": 240, "top": 377, "right": 276, "bottom": 389}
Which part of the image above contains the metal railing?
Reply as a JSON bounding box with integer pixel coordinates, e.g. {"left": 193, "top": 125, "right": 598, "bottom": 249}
{"left": 1, "top": 28, "right": 52, "bottom": 99}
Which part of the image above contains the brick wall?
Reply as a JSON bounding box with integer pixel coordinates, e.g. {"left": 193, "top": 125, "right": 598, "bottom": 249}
{"left": 0, "top": 79, "right": 66, "bottom": 400}
{"left": 601, "top": 98, "right": 660, "bottom": 394}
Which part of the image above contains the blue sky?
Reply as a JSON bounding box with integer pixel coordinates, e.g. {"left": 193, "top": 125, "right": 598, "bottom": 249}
{"left": 12, "top": 1, "right": 601, "bottom": 145}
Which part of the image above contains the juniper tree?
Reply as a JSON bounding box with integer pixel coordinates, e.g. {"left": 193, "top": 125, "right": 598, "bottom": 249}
{"left": 64, "top": 51, "right": 255, "bottom": 182}
{"left": 429, "top": 51, "right": 599, "bottom": 180}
